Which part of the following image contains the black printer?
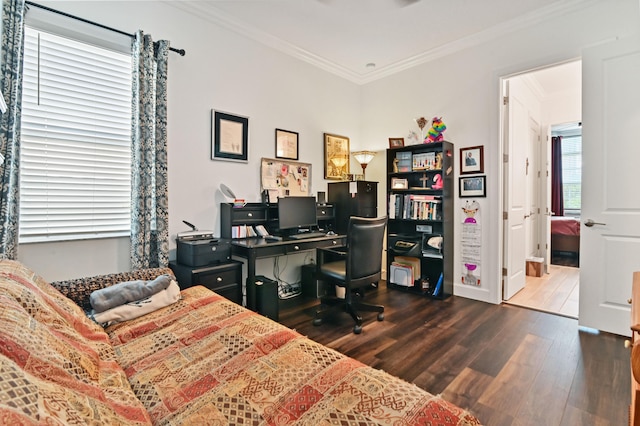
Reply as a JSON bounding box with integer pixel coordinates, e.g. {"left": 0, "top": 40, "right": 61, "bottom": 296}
{"left": 176, "top": 237, "right": 231, "bottom": 267}
{"left": 176, "top": 222, "right": 231, "bottom": 267}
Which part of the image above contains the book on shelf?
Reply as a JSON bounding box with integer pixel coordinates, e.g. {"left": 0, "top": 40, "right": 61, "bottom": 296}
{"left": 432, "top": 273, "right": 444, "bottom": 296}
{"left": 232, "top": 225, "right": 259, "bottom": 238}
{"left": 392, "top": 194, "right": 442, "bottom": 220}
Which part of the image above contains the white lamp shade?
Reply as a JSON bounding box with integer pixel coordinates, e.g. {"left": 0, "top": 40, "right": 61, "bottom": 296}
{"left": 352, "top": 150, "right": 376, "bottom": 165}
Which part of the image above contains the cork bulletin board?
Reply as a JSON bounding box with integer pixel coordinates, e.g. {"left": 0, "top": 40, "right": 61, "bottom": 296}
{"left": 260, "top": 157, "right": 311, "bottom": 200}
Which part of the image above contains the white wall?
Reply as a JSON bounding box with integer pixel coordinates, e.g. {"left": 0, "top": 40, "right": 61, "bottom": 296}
{"left": 360, "top": 0, "right": 640, "bottom": 303}
{"left": 18, "top": 0, "right": 362, "bottom": 282}
{"left": 15, "top": 0, "right": 640, "bottom": 301}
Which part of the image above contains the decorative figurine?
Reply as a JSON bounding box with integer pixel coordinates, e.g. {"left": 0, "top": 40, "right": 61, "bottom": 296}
{"left": 425, "top": 117, "right": 446, "bottom": 143}
{"left": 432, "top": 173, "right": 443, "bottom": 189}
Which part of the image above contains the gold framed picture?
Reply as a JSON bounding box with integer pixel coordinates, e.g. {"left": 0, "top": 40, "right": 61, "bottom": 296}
{"left": 323, "top": 133, "right": 349, "bottom": 180}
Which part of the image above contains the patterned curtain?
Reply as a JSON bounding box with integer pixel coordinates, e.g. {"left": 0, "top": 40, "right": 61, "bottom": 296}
{"left": 130, "top": 31, "right": 169, "bottom": 269}
{"left": 551, "top": 136, "right": 564, "bottom": 217}
{"left": 0, "top": 0, "right": 25, "bottom": 260}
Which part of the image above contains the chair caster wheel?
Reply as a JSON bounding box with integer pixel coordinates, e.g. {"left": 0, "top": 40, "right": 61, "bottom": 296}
{"left": 377, "top": 313, "right": 384, "bottom": 321}
{"left": 353, "top": 325, "right": 362, "bottom": 334}
{"left": 313, "top": 318, "right": 323, "bottom": 326}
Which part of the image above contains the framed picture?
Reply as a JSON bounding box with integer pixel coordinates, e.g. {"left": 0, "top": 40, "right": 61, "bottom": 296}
{"left": 275, "top": 128, "right": 299, "bottom": 160}
{"left": 324, "top": 133, "right": 350, "bottom": 180}
{"left": 460, "top": 145, "right": 484, "bottom": 174}
{"left": 389, "top": 137, "right": 404, "bottom": 148}
{"left": 211, "top": 110, "right": 248, "bottom": 162}
{"left": 459, "top": 175, "right": 486, "bottom": 198}
{"left": 391, "top": 177, "right": 408, "bottom": 189}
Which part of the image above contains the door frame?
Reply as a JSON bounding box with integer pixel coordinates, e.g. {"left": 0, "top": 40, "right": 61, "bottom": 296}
{"left": 499, "top": 59, "right": 580, "bottom": 303}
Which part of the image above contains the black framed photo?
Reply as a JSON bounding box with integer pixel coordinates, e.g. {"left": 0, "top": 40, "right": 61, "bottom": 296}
{"left": 459, "top": 175, "right": 486, "bottom": 198}
{"left": 460, "top": 145, "right": 484, "bottom": 174}
{"left": 211, "top": 110, "right": 248, "bottom": 162}
{"left": 275, "top": 128, "right": 299, "bottom": 160}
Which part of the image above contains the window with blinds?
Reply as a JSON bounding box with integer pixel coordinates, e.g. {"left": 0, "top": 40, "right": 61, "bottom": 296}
{"left": 561, "top": 134, "right": 582, "bottom": 215}
{"left": 19, "top": 27, "right": 133, "bottom": 243}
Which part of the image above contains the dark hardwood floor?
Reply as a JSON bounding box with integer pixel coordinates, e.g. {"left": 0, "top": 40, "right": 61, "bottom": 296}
{"left": 279, "top": 283, "right": 630, "bottom": 426}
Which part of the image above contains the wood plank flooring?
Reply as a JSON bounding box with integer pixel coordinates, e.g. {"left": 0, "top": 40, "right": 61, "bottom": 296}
{"left": 279, "top": 283, "right": 629, "bottom": 426}
{"left": 507, "top": 264, "right": 579, "bottom": 318}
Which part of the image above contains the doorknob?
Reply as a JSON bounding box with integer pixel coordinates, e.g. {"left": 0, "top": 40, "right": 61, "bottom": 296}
{"left": 584, "top": 219, "right": 606, "bottom": 227}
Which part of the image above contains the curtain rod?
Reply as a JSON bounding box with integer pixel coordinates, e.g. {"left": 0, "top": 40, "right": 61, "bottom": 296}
{"left": 25, "top": 1, "right": 186, "bottom": 56}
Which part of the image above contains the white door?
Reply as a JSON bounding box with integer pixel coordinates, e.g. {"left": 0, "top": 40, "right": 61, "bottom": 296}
{"left": 503, "top": 81, "right": 528, "bottom": 300}
{"left": 526, "top": 117, "right": 541, "bottom": 260}
{"left": 541, "top": 126, "right": 552, "bottom": 273}
{"left": 580, "top": 35, "right": 640, "bottom": 337}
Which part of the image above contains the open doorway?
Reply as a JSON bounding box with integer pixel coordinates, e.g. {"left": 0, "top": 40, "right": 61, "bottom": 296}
{"left": 502, "top": 60, "right": 581, "bottom": 319}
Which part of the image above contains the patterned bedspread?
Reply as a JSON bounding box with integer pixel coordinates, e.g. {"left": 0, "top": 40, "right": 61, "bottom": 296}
{"left": 107, "top": 286, "right": 481, "bottom": 425}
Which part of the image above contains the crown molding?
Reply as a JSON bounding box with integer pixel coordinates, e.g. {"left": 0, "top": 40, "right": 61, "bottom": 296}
{"left": 167, "top": 0, "right": 594, "bottom": 85}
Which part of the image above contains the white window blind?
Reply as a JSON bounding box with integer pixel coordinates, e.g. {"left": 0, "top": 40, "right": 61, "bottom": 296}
{"left": 561, "top": 135, "right": 582, "bottom": 213}
{"left": 19, "top": 27, "right": 133, "bottom": 243}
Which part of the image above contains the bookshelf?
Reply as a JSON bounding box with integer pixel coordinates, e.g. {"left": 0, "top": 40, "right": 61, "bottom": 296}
{"left": 386, "top": 141, "right": 454, "bottom": 299}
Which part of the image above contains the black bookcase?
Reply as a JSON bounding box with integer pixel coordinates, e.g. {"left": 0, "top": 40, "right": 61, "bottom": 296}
{"left": 385, "top": 141, "right": 454, "bottom": 299}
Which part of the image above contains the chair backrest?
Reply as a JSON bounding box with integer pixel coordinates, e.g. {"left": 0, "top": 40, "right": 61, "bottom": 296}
{"left": 346, "top": 216, "right": 387, "bottom": 285}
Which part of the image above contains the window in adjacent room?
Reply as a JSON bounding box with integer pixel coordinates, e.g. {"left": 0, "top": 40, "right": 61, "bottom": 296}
{"left": 19, "top": 18, "right": 133, "bottom": 243}
{"left": 552, "top": 122, "right": 582, "bottom": 217}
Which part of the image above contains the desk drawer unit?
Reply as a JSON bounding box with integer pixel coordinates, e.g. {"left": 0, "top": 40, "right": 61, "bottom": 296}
{"left": 285, "top": 238, "right": 345, "bottom": 254}
{"left": 170, "top": 261, "right": 242, "bottom": 305}
{"left": 316, "top": 205, "right": 334, "bottom": 220}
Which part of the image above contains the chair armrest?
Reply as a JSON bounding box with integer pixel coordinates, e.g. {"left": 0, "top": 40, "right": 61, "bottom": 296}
{"left": 317, "top": 246, "right": 347, "bottom": 267}
{"left": 318, "top": 246, "right": 347, "bottom": 256}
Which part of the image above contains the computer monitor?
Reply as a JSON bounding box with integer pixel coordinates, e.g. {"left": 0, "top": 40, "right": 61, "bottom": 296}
{"left": 278, "top": 196, "right": 317, "bottom": 233}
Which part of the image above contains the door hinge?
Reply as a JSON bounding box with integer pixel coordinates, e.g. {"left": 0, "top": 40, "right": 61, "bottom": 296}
{"left": 503, "top": 153, "right": 509, "bottom": 162}
{"left": 503, "top": 96, "right": 509, "bottom": 105}
{"left": 537, "top": 243, "right": 540, "bottom": 250}
{"left": 502, "top": 268, "right": 508, "bottom": 276}
{"left": 503, "top": 212, "right": 508, "bottom": 220}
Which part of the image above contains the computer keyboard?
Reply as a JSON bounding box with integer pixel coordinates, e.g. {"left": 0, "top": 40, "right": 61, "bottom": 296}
{"left": 289, "top": 232, "right": 328, "bottom": 240}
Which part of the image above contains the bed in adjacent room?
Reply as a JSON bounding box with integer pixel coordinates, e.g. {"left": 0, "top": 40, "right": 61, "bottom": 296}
{"left": 551, "top": 216, "right": 581, "bottom": 255}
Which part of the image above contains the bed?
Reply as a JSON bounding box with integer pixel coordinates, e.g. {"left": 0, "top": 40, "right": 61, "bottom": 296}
{"left": 551, "top": 216, "right": 581, "bottom": 255}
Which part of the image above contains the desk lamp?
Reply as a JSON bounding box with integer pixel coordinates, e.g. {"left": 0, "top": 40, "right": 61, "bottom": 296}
{"left": 352, "top": 150, "right": 376, "bottom": 180}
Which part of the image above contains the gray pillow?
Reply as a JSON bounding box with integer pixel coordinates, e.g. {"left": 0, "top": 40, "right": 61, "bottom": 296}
{"left": 89, "top": 274, "right": 172, "bottom": 313}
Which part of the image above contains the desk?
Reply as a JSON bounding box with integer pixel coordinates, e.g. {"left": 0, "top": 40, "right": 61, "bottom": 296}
{"left": 231, "top": 235, "right": 346, "bottom": 310}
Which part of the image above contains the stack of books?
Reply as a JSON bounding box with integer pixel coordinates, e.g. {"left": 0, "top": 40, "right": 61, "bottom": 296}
{"left": 388, "top": 194, "right": 442, "bottom": 220}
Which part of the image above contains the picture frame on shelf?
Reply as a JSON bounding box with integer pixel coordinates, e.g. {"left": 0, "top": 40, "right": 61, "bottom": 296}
{"left": 324, "top": 133, "right": 350, "bottom": 180}
{"left": 459, "top": 175, "right": 486, "bottom": 198}
{"left": 275, "top": 128, "right": 299, "bottom": 160}
{"left": 391, "top": 177, "right": 408, "bottom": 189}
{"left": 211, "top": 110, "right": 248, "bottom": 162}
{"left": 389, "top": 137, "right": 404, "bottom": 148}
{"left": 460, "top": 145, "right": 484, "bottom": 174}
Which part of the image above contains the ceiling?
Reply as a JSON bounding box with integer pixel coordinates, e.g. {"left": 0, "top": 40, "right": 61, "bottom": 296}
{"left": 171, "top": 0, "right": 589, "bottom": 84}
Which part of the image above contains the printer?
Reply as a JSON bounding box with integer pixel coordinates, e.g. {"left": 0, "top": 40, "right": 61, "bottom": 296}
{"left": 176, "top": 237, "right": 231, "bottom": 267}
{"left": 176, "top": 222, "right": 231, "bottom": 267}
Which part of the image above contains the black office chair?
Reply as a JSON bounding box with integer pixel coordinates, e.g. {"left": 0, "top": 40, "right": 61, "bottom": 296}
{"left": 312, "top": 216, "right": 387, "bottom": 334}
